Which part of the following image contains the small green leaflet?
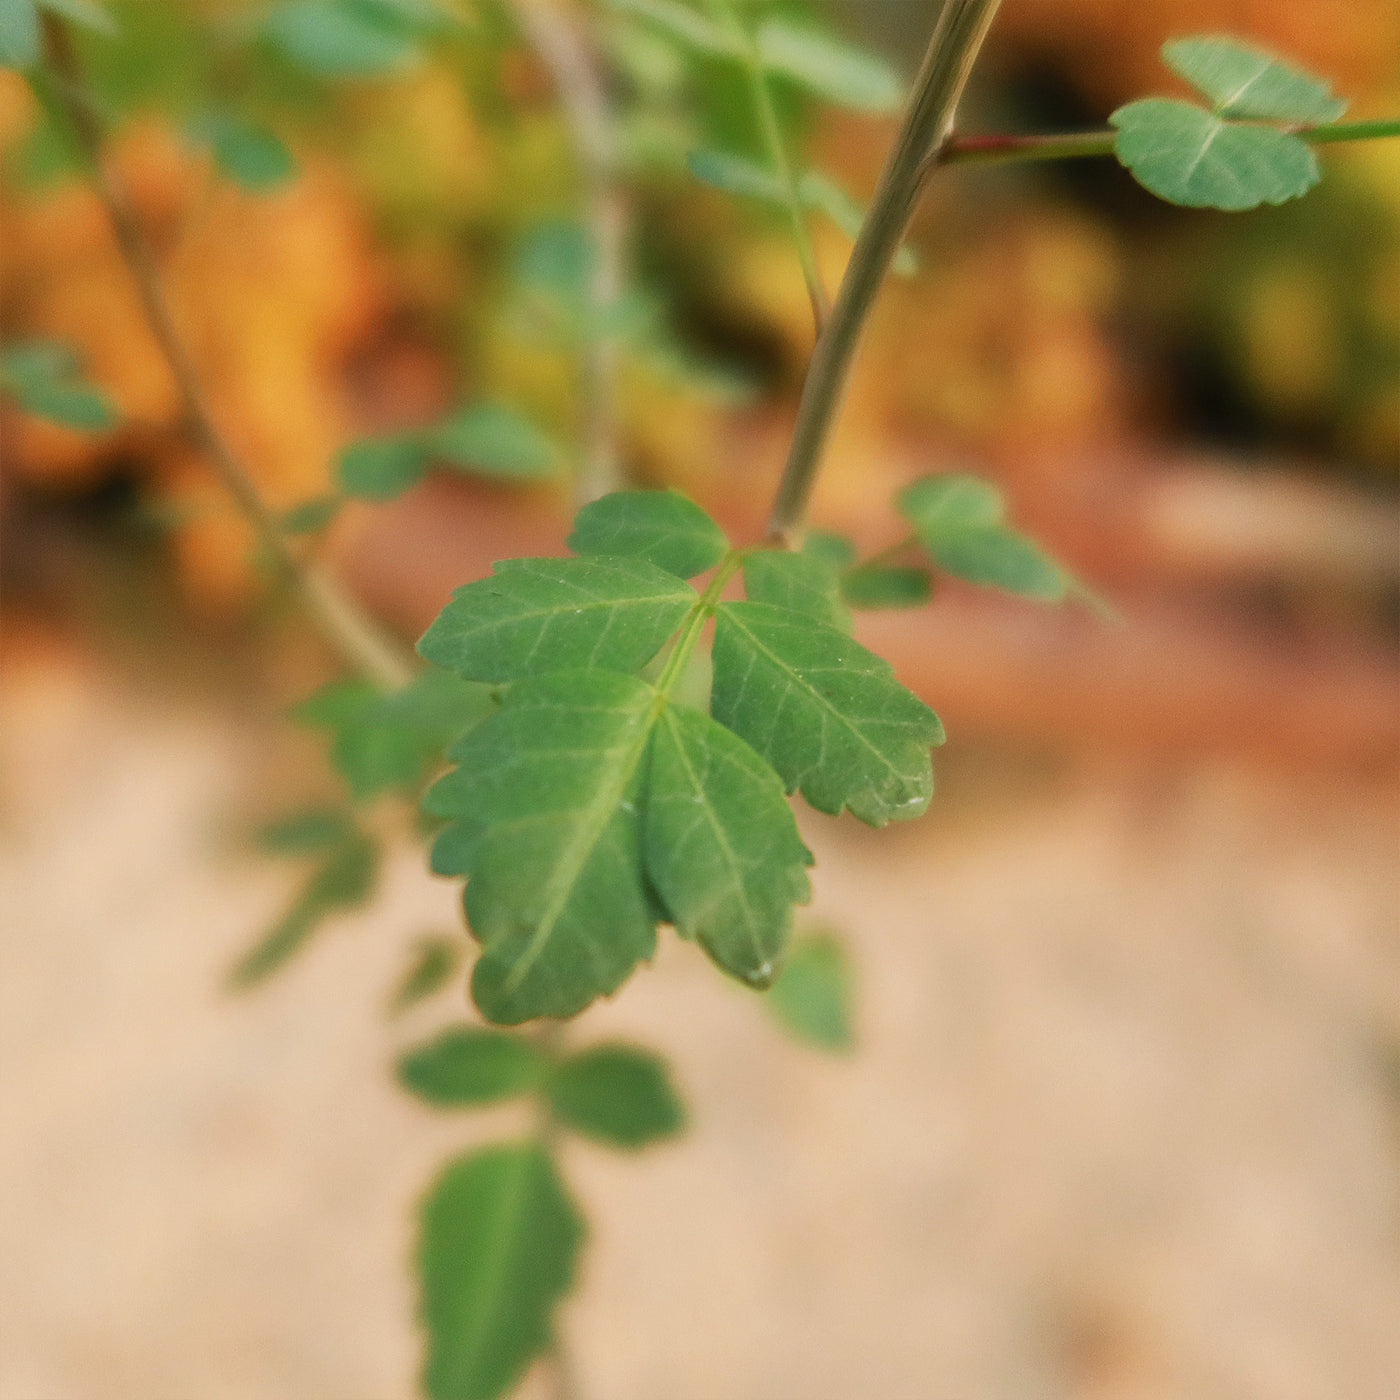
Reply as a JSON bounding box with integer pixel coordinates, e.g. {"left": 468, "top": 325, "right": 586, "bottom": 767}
{"left": 568, "top": 488, "right": 727, "bottom": 580}
{"left": 766, "top": 931, "right": 854, "bottom": 1052}
{"left": 645, "top": 704, "right": 812, "bottom": 986}
{"left": 0, "top": 0, "right": 38, "bottom": 69}
{"left": 398, "top": 1028, "right": 547, "bottom": 1106}
{"left": 897, "top": 473, "right": 1070, "bottom": 601}
{"left": 296, "top": 671, "right": 495, "bottom": 799}
{"left": 254, "top": 805, "right": 356, "bottom": 854}
{"left": 419, "top": 555, "right": 696, "bottom": 684}
{"left": 754, "top": 16, "right": 903, "bottom": 114}
{"left": 418, "top": 1143, "right": 583, "bottom": 1400}
{"left": 262, "top": 0, "right": 423, "bottom": 75}
{"left": 547, "top": 1044, "right": 686, "bottom": 1148}
{"left": 1111, "top": 99, "right": 1322, "bottom": 210}
{"left": 281, "top": 495, "right": 340, "bottom": 534}
{"left": 711, "top": 601, "right": 943, "bottom": 825}
{"left": 600, "top": 0, "right": 734, "bottom": 59}
{"left": 1111, "top": 37, "right": 1347, "bottom": 211}
{"left": 842, "top": 564, "right": 931, "bottom": 610}
{"left": 187, "top": 111, "right": 297, "bottom": 190}
{"left": 802, "top": 529, "right": 855, "bottom": 570}
{"left": 1162, "top": 35, "right": 1346, "bottom": 123}
{"left": 742, "top": 549, "right": 852, "bottom": 633}
{"left": 338, "top": 433, "right": 427, "bottom": 499}
{"left": 388, "top": 934, "right": 461, "bottom": 1015}
{"left": 228, "top": 829, "right": 378, "bottom": 988}
{"left": 0, "top": 340, "right": 117, "bottom": 431}
{"left": 426, "top": 670, "right": 659, "bottom": 1024}
{"left": 428, "top": 404, "right": 563, "bottom": 482}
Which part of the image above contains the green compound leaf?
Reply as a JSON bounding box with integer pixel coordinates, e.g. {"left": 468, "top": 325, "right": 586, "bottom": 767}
{"left": 0, "top": 0, "right": 39, "bottom": 69}
{"left": 841, "top": 564, "right": 932, "bottom": 610}
{"left": 547, "top": 1044, "right": 685, "bottom": 1148}
{"left": 228, "top": 830, "right": 379, "bottom": 988}
{"left": 425, "top": 670, "right": 659, "bottom": 1024}
{"left": 766, "top": 931, "right": 853, "bottom": 1052}
{"left": 0, "top": 340, "right": 117, "bottom": 431}
{"left": 262, "top": 0, "right": 422, "bottom": 75}
{"left": 567, "top": 488, "right": 728, "bottom": 580}
{"left": 428, "top": 403, "right": 563, "bottom": 482}
{"left": 418, "top": 1142, "right": 583, "bottom": 1400}
{"left": 418, "top": 556, "right": 696, "bottom": 685}
{"left": 389, "top": 935, "right": 461, "bottom": 1015}
{"left": 338, "top": 433, "right": 428, "bottom": 499}
{"left": 711, "top": 601, "right": 944, "bottom": 826}
{"left": 1162, "top": 34, "right": 1346, "bottom": 123}
{"left": 645, "top": 704, "right": 812, "bottom": 986}
{"left": 897, "top": 473, "right": 1071, "bottom": 601}
{"left": 742, "top": 549, "right": 852, "bottom": 633}
{"left": 755, "top": 16, "right": 903, "bottom": 114}
{"left": 188, "top": 111, "right": 297, "bottom": 189}
{"left": 1111, "top": 97, "right": 1322, "bottom": 210}
{"left": 398, "top": 1028, "right": 547, "bottom": 1107}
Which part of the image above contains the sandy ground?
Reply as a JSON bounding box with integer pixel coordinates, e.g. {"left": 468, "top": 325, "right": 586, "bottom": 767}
{"left": 1, "top": 650, "right": 1398, "bottom": 1400}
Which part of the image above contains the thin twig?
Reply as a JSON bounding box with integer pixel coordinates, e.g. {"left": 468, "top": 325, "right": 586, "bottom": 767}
{"left": 39, "top": 16, "right": 414, "bottom": 688}
{"left": 708, "top": 0, "right": 829, "bottom": 336}
{"left": 507, "top": 0, "right": 627, "bottom": 506}
{"left": 765, "top": 0, "right": 1003, "bottom": 545}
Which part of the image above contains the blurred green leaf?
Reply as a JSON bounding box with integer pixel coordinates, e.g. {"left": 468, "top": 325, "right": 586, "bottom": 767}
{"left": 548, "top": 1044, "right": 685, "bottom": 1148}
{"left": 188, "top": 110, "right": 297, "bottom": 189}
{"left": 801, "top": 529, "right": 855, "bottom": 571}
{"left": 398, "top": 1027, "right": 547, "bottom": 1106}
{"left": 601, "top": 0, "right": 733, "bottom": 58}
{"left": 755, "top": 17, "right": 902, "bottom": 114}
{"left": 897, "top": 474, "right": 1003, "bottom": 534}
{"left": 0, "top": 0, "right": 39, "bottom": 69}
{"left": 686, "top": 146, "right": 783, "bottom": 201}
{"left": 929, "top": 527, "right": 1067, "bottom": 599}
{"left": 1, "top": 340, "right": 117, "bottom": 431}
{"left": 228, "top": 831, "right": 378, "bottom": 988}
{"left": 338, "top": 434, "right": 428, "bottom": 499}
{"left": 418, "top": 1143, "right": 583, "bottom": 1400}
{"left": 428, "top": 404, "right": 563, "bottom": 482}
{"left": 1111, "top": 98, "right": 1321, "bottom": 210}
{"left": 766, "top": 931, "right": 853, "bottom": 1052}
{"left": 389, "top": 935, "right": 461, "bottom": 1015}
{"left": 841, "top": 564, "right": 932, "bottom": 609}
{"left": 296, "top": 671, "right": 496, "bottom": 800}
{"left": 37, "top": 0, "right": 115, "bottom": 35}
{"left": 255, "top": 805, "right": 357, "bottom": 854}
{"left": 262, "top": 0, "right": 421, "bottom": 75}
{"left": 1162, "top": 34, "right": 1346, "bottom": 123}
{"left": 281, "top": 495, "right": 341, "bottom": 534}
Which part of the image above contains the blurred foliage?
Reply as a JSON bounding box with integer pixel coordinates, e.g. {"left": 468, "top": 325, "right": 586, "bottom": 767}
{"left": 0, "top": 0, "right": 1393, "bottom": 620}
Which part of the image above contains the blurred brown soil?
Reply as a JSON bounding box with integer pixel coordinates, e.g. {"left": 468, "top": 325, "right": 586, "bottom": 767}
{"left": 2, "top": 629, "right": 1397, "bottom": 1400}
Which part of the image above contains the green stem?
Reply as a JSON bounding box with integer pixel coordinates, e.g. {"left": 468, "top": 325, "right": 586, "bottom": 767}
{"left": 1302, "top": 116, "right": 1400, "bottom": 144}
{"left": 765, "top": 0, "right": 1003, "bottom": 545}
{"left": 940, "top": 115, "right": 1400, "bottom": 169}
{"left": 653, "top": 550, "right": 747, "bottom": 698}
{"left": 708, "top": 0, "right": 829, "bottom": 334}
